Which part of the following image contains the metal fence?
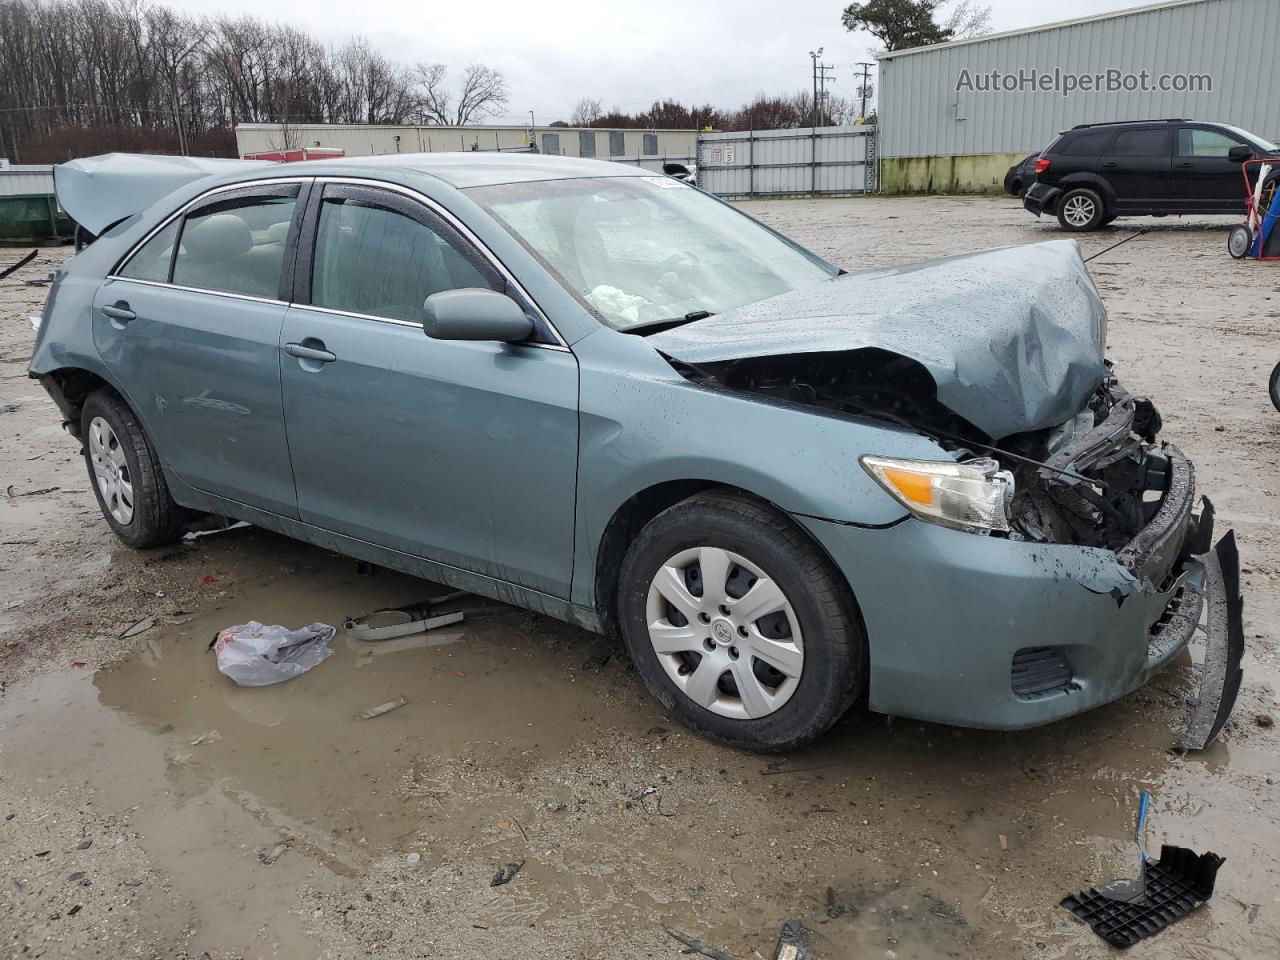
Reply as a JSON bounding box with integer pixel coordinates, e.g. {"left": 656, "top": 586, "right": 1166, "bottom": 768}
{"left": 695, "top": 125, "right": 876, "bottom": 198}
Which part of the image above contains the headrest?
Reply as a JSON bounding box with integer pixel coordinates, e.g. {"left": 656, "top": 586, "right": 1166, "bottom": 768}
{"left": 183, "top": 214, "right": 252, "bottom": 259}
{"left": 265, "top": 220, "right": 290, "bottom": 245}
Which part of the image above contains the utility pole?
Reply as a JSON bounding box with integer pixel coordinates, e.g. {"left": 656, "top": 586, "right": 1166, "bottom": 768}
{"left": 855, "top": 62, "right": 874, "bottom": 122}
{"left": 809, "top": 48, "right": 823, "bottom": 128}
{"left": 817, "top": 62, "right": 835, "bottom": 126}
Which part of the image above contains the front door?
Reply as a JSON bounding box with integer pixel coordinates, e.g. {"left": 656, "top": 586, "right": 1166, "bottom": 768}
{"left": 92, "top": 182, "right": 306, "bottom": 517}
{"left": 279, "top": 182, "right": 579, "bottom": 598}
{"left": 1097, "top": 127, "right": 1171, "bottom": 211}
{"left": 1172, "top": 126, "right": 1250, "bottom": 212}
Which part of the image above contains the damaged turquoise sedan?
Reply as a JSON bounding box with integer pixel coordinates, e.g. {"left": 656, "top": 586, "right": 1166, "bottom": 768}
{"left": 30, "top": 152, "right": 1242, "bottom": 751}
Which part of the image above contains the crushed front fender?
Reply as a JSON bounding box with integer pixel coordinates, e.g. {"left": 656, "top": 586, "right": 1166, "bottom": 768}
{"left": 1177, "top": 531, "right": 1245, "bottom": 750}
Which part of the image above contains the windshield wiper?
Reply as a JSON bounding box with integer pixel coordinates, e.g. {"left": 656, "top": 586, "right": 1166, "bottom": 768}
{"left": 624, "top": 310, "right": 714, "bottom": 337}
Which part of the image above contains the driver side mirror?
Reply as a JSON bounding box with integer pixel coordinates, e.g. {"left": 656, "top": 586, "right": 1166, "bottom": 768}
{"left": 1227, "top": 145, "right": 1254, "bottom": 163}
{"left": 423, "top": 288, "right": 534, "bottom": 343}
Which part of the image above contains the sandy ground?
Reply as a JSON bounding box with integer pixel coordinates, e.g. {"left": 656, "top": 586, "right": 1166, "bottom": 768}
{"left": 1, "top": 196, "right": 1278, "bottom": 960}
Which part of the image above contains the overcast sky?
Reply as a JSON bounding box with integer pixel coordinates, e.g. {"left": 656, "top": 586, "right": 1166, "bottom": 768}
{"left": 159, "top": 0, "right": 1151, "bottom": 123}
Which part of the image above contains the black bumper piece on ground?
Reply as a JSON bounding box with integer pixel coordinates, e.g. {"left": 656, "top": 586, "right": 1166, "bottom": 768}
{"left": 1023, "top": 182, "right": 1061, "bottom": 218}
{"left": 1061, "top": 844, "right": 1225, "bottom": 948}
{"left": 1177, "top": 530, "right": 1245, "bottom": 750}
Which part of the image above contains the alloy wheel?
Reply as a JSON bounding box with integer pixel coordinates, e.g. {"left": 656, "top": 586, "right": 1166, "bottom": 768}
{"left": 1063, "top": 195, "right": 1097, "bottom": 228}
{"left": 89, "top": 416, "right": 134, "bottom": 524}
{"left": 644, "top": 546, "right": 804, "bottom": 719}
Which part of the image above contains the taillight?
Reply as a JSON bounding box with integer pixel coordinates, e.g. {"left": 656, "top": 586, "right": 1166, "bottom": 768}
{"left": 1034, "top": 156, "right": 1051, "bottom": 175}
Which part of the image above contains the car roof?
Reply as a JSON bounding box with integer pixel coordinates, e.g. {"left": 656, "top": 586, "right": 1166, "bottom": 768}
{"left": 265, "top": 151, "right": 655, "bottom": 189}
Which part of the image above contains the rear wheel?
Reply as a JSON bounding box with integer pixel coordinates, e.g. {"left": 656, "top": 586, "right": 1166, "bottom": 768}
{"left": 1269, "top": 361, "right": 1280, "bottom": 413}
{"left": 1228, "top": 225, "right": 1254, "bottom": 259}
{"left": 1056, "top": 188, "right": 1105, "bottom": 231}
{"left": 617, "top": 492, "right": 866, "bottom": 752}
{"left": 81, "top": 390, "right": 187, "bottom": 548}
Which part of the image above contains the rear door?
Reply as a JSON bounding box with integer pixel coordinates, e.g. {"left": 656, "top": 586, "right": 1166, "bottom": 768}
{"left": 93, "top": 181, "right": 308, "bottom": 517}
{"left": 279, "top": 181, "right": 579, "bottom": 598}
{"left": 1097, "top": 127, "right": 1172, "bottom": 211}
{"left": 1172, "top": 126, "right": 1250, "bottom": 211}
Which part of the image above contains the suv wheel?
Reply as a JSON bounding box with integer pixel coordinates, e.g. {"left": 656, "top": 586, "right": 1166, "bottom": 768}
{"left": 81, "top": 389, "right": 187, "bottom": 548}
{"left": 1269, "top": 361, "right": 1280, "bottom": 413}
{"left": 617, "top": 492, "right": 866, "bottom": 752}
{"left": 1057, "top": 188, "right": 1105, "bottom": 231}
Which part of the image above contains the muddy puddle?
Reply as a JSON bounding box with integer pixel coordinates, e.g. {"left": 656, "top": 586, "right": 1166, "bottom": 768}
{"left": 3, "top": 529, "right": 1278, "bottom": 959}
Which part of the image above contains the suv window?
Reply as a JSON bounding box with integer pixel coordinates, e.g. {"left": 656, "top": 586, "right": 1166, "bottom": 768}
{"left": 118, "top": 219, "right": 180, "bottom": 282}
{"left": 1058, "top": 130, "right": 1112, "bottom": 155}
{"left": 1178, "top": 128, "right": 1242, "bottom": 158}
{"left": 311, "top": 195, "right": 501, "bottom": 321}
{"left": 172, "top": 194, "right": 297, "bottom": 299}
{"left": 1111, "top": 129, "right": 1170, "bottom": 156}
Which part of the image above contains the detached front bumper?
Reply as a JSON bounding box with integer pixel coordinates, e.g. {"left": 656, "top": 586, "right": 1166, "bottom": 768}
{"left": 797, "top": 464, "right": 1242, "bottom": 739}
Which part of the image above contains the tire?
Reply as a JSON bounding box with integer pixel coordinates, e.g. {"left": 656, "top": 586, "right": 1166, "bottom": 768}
{"left": 617, "top": 491, "right": 866, "bottom": 752}
{"left": 1101, "top": 214, "right": 1119, "bottom": 226}
{"left": 1056, "top": 187, "right": 1106, "bottom": 231}
{"left": 1269, "top": 361, "right": 1280, "bottom": 413}
{"left": 1228, "top": 224, "right": 1253, "bottom": 259}
{"left": 81, "top": 389, "right": 187, "bottom": 548}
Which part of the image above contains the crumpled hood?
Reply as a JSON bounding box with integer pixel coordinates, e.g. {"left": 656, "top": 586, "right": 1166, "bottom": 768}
{"left": 650, "top": 239, "right": 1108, "bottom": 440}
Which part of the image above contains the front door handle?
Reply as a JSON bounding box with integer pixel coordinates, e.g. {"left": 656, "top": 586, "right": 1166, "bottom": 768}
{"left": 101, "top": 302, "right": 136, "bottom": 323}
{"left": 285, "top": 341, "right": 337, "bottom": 363}
{"left": 1174, "top": 161, "right": 1194, "bottom": 168}
{"left": 1101, "top": 161, "right": 1120, "bottom": 168}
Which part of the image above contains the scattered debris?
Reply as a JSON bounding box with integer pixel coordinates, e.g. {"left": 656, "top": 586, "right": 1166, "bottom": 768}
{"left": 257, "top": 841, "right": 290, "bottom": 865}
{"left": 489, "top": 859, "right": 525, "bottom": 886}
{"left": 1256, "top": 714, "right": 1274, "bottom": 729}
{"left": 825, "top": 886, "right": 847, "bottom": 919}
{"left": 26, "top": 315, "right": 40, "bottom": 332}
{"left": 1061, "top": 845, "right": 1225, "bottom": 948}
{"left": 182, "top": 519, "right": 251, "bottom": 542}
{"left": 354, "top": 696, "right": 408, "bottom": 720}
{"left": 66, "top": 903, "right": 82, "bottom": 916}
{"left": 213, "top": 621, "right": 336, "bottom": 686}
{"left": 998, "top": 833, "right": 1009, "bottom": 851}
{"left": 188, "top": 729, "right": 222, "bottom": 746}
{"left": 405, "top": 852, "right": 420, "bottom": 865}
{"left": 76, "top": 839, "right": 92, "bottom": 850}
{"left": 0, "top": 403, "right": 18, "bottom": 414}
{"left": 6, "top": 485, "right": 58, "bottom": 498}
{"left": 772, "top": 920, "right": 812, "bottom": 960}
{"left": 119, "top": 616, "right": 155, "bottom": 639}
{"left": 0, "top": 249, "right": 37, "bottom": 280}
{"left": 70, "top": 660, "right": 86, "bottom": 668}
{"left": 344, "top": 592, "right": 471, "bottom": 641}
{"left": 1176, "top": 532, "right": 1244, "bottom": 751}
{"left": 662, "top": 926, "right": 736, "bottom": 960}
{"left": 67, "top": 872, "right": 84, "bottom": 882}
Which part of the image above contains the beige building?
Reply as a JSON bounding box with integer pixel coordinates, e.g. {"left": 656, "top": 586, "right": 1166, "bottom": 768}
{"left": 233, "top": 123, "right": 698, "bottom": 164}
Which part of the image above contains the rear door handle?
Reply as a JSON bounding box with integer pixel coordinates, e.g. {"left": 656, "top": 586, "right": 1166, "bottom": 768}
{"left": 101, "top": 302, "right": 136, "bottom": 323}
{"left": 1174, "top": 162, "right": 1194, "bottom": 168}
{"left": 285, "top": 341, "right": 337, "bottom": 363}
{"left": 1101, "top": 161, "right": 1120, "bottom": 168}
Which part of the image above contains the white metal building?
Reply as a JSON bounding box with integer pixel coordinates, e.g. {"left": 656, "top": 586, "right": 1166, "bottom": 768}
{"left": 234, "top": 124, "right": 699, "bottom": 167}
{"left": 876, "top": 0, "right": 1280, "bottom": 192}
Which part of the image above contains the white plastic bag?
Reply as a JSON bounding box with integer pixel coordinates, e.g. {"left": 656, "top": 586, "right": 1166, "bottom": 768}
{"left": 213, "top": 621, "right": 336, "bottom": 687}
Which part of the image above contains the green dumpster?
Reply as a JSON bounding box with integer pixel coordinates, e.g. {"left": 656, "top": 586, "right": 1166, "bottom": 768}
{"left": 0, "top": 194, "right": 74, "bottom": 245}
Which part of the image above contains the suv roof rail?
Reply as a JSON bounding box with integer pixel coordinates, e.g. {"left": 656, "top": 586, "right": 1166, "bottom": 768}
{"left": 1069, "top": 118, "right": 1193, "bottom": 130}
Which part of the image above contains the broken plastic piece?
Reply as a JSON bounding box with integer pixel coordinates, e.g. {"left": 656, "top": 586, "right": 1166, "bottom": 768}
{"left": 355, "top": 696, "right": 408, "bottom": 720}
{"left": 489, "top": 859, "right": 524, "bottom": 887}
{"left": 344, "top": 592, "right": 469, "bottom": 642}
{"left": 662, "top": 927, "right": 735, "bottom": 960}
{"left": 213, "top": 622, "right": 336, "bottom": 687}
{"left": 773, "top": 920, "right": 812, "bottom": 960}
{"left": 1177, "top": 532, "right": 1244, "bottom": 750}
{"left": 1061, "top": 844, "right": 1225, "bottom": 948}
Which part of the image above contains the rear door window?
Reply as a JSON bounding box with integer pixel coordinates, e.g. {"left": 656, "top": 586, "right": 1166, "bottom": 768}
{"left": 309, "top": 189, "right": 502, "bottom": 322}
{"left": 1111, "top": 129, "right": 1171, "bottom": 156}
{"left": 1177, "top": 128, "right": 1243, "bottom": 158}
{"left": 118, "top": 219, "right": 181, "bottom": 282}
{"left": 1058, "top": 131, "right": 1112, "bottom": 156}
{"left": 172, "top": 190, "right": 299, "bottom": 299}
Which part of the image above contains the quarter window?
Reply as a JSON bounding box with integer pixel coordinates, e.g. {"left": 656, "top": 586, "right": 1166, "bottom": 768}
{"left": 311, "top": 196, "right": 501, "bottom": 321}
{"left": 1178, "top": 128, "right": 1241, "bottom": 158}
{"left": 118, "top": 219, "right": 180, "bottom": 282}
{"left": 1060, "top": 131, "right": 1111, "bottom": 156}
{"left": 172, "top": 194, "right": 297, "bottom": 298}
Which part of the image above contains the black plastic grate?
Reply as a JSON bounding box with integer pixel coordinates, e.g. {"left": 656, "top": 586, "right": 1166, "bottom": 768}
{"left": 1011, "top": 646, "right": 1073, "bottom": 697}
{"left": 1061, "top": 845, "right": 1225, "bottom": 948}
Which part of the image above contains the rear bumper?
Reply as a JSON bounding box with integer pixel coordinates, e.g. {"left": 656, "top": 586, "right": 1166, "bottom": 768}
{"left": 797, "top": 471, "right": 1240, "bottom": 734}
{"left": 1024, "top": 182, "right": 1062, "bottom": 218}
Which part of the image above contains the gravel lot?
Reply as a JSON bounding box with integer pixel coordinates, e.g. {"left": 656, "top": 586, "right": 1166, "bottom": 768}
{"left": 1, "top": 195, "right": 1278, "bottom": 960}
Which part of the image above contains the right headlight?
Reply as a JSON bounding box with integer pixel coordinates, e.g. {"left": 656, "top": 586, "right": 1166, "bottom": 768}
{"left": 860, "top": 455, "right": 1015, "bottom": 535}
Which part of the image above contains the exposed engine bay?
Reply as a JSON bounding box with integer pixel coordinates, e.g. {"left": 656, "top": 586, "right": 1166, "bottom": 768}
{"left": 670, "top": 348, "right": 1175, "bottom": 552}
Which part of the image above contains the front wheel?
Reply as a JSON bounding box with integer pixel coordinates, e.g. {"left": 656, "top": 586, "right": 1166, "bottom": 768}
{"left": 1269, "top": 361, "right": 1280, "bottom": 413}
{"left": 617, "top": 492, "right": 866, "bottom": 752}
{"left": 1056, "top": 188, "right": 1106, "bottom": 231}
{"left": 81, "top": 390, "right": 187, "bottom": 548}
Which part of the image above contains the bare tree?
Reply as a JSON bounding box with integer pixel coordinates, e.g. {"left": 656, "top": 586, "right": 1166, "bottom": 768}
{"left": 943, "top": 0, "right": 992, "bottom": 39}
{"left": 414, "top": 62, "right": 508, "bottom": 126}
{"left": 570, "top": 97, "right": 602, "bottom": 127}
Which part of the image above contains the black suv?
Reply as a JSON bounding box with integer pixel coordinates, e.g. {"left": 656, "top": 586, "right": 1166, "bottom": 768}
{"left": 1024, "top": 119, "right": 1278, "bottom": 231}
